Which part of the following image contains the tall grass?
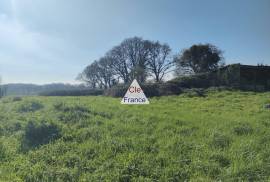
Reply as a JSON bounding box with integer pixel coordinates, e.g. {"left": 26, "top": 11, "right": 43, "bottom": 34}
{"left": 0, "top": 90, "right": 269, "bottom": 181}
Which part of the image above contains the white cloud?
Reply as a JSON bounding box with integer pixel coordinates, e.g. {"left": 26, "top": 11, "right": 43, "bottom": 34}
{"left": 0, "top": 0, "right": 95, "bottom": 83}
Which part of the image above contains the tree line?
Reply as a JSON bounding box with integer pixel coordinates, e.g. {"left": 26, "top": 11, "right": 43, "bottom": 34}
{"left": 0, "top": 77, "right": 5, "bottom": 98}
{"left": 77, "top": 37, "right": 174, "bottom": 88}
{"left": 78, "top": 37, "right": 224, "bottom": 89}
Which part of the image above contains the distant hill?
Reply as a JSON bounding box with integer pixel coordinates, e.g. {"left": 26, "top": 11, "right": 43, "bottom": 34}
{"left": 2, "top": 83, "right": 89, "bottom": 96}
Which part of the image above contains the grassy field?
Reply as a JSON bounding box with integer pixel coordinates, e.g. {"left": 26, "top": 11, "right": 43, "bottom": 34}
{"left": 0, "top": 90, "right": 270, "bottom": 181}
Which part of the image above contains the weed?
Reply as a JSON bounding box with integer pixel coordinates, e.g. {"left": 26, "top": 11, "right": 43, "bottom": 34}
{"left": 21, "top": 121, "right": 61, "bottom": 151}
{"left": 17, "top": 100, "right": 44, "bottom": 112}
{"left": 233, "top": 123, "right": 253, "bottom": 135}
{"left": 210, "top": 154, "right": 230, "bottom": 167}
{"left": 211, "top": 133, "right": 231, "bottom": 149}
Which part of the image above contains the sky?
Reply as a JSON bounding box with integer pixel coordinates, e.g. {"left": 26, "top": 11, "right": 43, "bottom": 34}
{"left": 0, "top": 0, "right": 269, "bottom": 84}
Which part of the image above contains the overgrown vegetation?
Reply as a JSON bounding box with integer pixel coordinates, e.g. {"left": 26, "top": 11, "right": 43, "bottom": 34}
{"left": 17, "top": 100, "right": 44, "bottom": 112}
{"left": 39, "top": 89, "right": 103, "bottom": 96}
{"left": 21, "top": 121, "right": 61, "bottom": 151}
{"left": 0, "top": 90, "right": 269, "bottom": 181}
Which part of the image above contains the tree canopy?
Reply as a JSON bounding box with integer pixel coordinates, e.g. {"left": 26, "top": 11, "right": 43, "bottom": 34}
{"left": 78, "top": 39, "right": 225, "bottom": 88}
{"left": 78, "top": 37, "right": 173, "bottom": 88}
{"left": 175, "top": 44, "right": 224, "bottom": 75}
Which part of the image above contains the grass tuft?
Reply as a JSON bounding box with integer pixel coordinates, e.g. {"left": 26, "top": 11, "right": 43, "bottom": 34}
{"left": 233, "top": 123, "right": 253, "bottom": 136}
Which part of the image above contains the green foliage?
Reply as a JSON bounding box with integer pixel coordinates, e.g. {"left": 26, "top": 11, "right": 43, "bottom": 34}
{"left": 40, "top": 89, "right": 103, "bottom": 96}
{"left": 0, "top": 91, "right": 269, "bottom": 181}
{"left": 12, "top": 96, "right": 23, "bottom": 102}
{"left": 182, "top": 88, "right": 206, "bottom": 97}
{"left": 211, "top": 133, "right": 231, "bottom": 149}
{"left": 105, "top": 82, "right": 182, "bottom": 97}
{"left": 21, "top": 121, "right": 61, "bottom": 151}
{"left": 233, "top": 122, "right": 254, "bottom": 135}
{"left": 0, "top": 141, "right": 7, "bottom": 161}
{"left": 17, "top": 100, "right": 44, "bottom": 112}
{"left": 210, "top": 154, "right": 231, "bottom": 167}
{"left": 175, "top": 43, "right": 224, "bottom": 74}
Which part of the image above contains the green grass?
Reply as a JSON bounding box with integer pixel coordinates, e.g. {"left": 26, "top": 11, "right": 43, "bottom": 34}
{"left": 0, "top": 90, "right": 269, "bottom": 181}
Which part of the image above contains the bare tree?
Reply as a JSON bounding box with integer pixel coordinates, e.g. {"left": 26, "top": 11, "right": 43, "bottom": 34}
{"left": 77, "top": 61, "right": 99, "bottom": 88}
{"left": 107, "top": 37, "right": 151, "bottom": 83}
{"left": 77, "top": 58, "right": 117, "bottom": 89}
{"left": 107, "top": 45, "right": 130, "bottom": 84}
{"left": 79, "top": 37, "right": 176, "bottom": 86}
{"left": 122, "top": 37, "right": 150, "bottom": 83}
{"left": 147, "top": 41, "right": 173, "bottom": 82}
{"left": 97, "top": 56, "right": 116, "bottom": 88}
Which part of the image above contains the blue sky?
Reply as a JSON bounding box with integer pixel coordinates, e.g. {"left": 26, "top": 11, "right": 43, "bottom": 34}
{"left": 0, "top": 0, "right": 269, "bottom": 84}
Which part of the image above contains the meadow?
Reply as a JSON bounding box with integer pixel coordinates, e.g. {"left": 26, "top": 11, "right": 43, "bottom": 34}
{"left": 0, "top": 90, "right": 270, "bottom": 181}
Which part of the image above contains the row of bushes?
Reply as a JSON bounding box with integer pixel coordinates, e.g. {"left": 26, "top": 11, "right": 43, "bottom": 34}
{"left": 104, "top": 72, "right": 238, "bottom": 97}
{"left": 38, "top": 82, "right": 184, "bottom": 97}
{"left": 39, "top": 64, "right": 267, "bottom": 97}
{"left": 104, "top": 82, "right": 183, "bottom": 97}
{"left": 39, "top": 89, "right": 104, "bottom": 96}
{"left": 38, "top": 73, "right": 233, "bottom": 97}
{"left": 35, "top": 64, "right": 244, "bottom": 97}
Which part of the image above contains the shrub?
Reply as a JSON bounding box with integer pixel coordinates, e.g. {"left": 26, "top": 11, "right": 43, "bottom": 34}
{"left": 104, "top": 82, "right": 182, "bottom": 97}
{"left": 12, "top": 96, "right": 22, "bottom": 102}
{"left": 40, "top": 89, "right": 103, "bottom": 96}
{"left": 182, "top": 88, "right": 206, "bottom": 97}
{"left": 104, "top": 84, "right": 132, "bottom": 97}
{"left": 54, "top": 103, "right": 90, "bottom": 123}
{"left": 169, "top": 73, "right": 214, "bottom": 88}
{"left": 21, "top": 121, "right": 61, "bottom": 151}
{"left": 17, "top": 100, "right": 44, "bottom": 112}
{"left": 157, "top": 82, "right": 182, "bottom": 96}
{"left": 0, "top": 85, "right": 5, "bottom": 99}
{"left": 141, "top": 83, "right": 161, "bottom": 97}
